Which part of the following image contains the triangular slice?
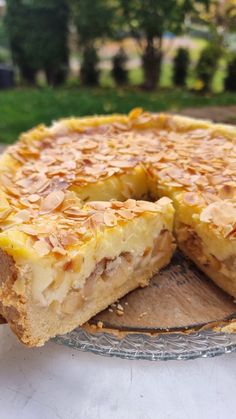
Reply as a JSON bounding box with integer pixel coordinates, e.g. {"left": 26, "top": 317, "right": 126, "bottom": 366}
{"left": 0, "top": 196, "right": 175, "bottom": 346}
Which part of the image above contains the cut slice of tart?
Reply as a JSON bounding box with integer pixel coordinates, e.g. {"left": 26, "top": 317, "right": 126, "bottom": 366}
{"left": 174, "top": 193, "right": 236, "bottom": 298}
{"left": 0, "top": 196, "right": 175, "bottom": 346}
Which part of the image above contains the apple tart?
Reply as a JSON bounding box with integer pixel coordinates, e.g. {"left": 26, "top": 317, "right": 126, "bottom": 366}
{"left": 0, "top": 108, "right": 235, "bottom": 345}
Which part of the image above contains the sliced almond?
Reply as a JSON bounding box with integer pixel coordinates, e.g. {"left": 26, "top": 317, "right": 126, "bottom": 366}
{"left": 103, "top": 210, "right": 117, "bottom": 227}
{"left": 0, "top": 208, "right": 12, "bottom": 221}
{"left": 14, "top": 209, "right": 32, "bottom": 222}
{"left": 40, "top": 190, "right": 65, "bottom": 214}
{"left": 34, "top": 239, "right": 51, "bottom": 256}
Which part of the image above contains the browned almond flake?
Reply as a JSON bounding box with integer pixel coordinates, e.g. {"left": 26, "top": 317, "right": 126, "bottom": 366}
{"left": 108, "top": 160, "right": 136, "bottom": 168}
{"left": 40, "top": 190, "right": 65, "bottom": 214}
{"left": 19, "top": 225, "right": 38, "bottom": 236}
{"left": 184, "top": 192, "right": 203, "bottom": 206}
{"left": 103, "top": 210, "right": 117, "bottom": 227}
{"left": 116, "top": 209, "right": 134, "bottom": 219}
{"left": 14, "top": 209, "right": 32, "bottom": 222}
{"left": 33, "top": 239, "right": 51, "bottom": 256}
{"left": 28, "top": 194, "right": 41, "bottom": 203}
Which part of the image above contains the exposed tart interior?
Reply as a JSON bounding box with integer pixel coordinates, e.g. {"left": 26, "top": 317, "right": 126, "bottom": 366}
{"left": 0, "top": 108, "right": 235, "bottom": 345}
{"left": 91, "top": 251, "right": 236, "bottom": 333}
{"left": 0, "top": 198, "right": 175, "bottom": 346}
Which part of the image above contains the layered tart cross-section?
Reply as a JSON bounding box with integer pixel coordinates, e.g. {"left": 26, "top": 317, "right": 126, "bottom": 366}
{"left": 0, "top": 195, "right": 175, "bottom": 346}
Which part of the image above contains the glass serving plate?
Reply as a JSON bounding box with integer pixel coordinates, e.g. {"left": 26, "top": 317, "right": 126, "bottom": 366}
{"left": 54, "top": 328, "right": 236, "bottom": 361}
{"left": 54, "top": 252, "right": 236, "bottom": 361}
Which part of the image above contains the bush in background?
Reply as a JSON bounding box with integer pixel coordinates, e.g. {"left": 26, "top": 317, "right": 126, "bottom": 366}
{"left": 71, "top": 0, "right": 116, "bottom": 86}
{"left": 5, "top": 0, "right": 69, "bottom": 85}
{"left": 80, "top": 46, "right": 100, "bottom": 86}
{"left": 37, "top": 0, "right": 69, "bottom": 86}
{"left": 224, "top": 56, "right": 236, "bottom": 91}
{"left": 173, "top": 48, "right": 190, "bottom": 87}
{"left": 5, "top": 0, "right": 38, "bottom": 83}
{"left": 195, "top": 44, "right": 221, "bottom": 91}
{"left": 111, "top": 47, "right": 128, "bottom": 86}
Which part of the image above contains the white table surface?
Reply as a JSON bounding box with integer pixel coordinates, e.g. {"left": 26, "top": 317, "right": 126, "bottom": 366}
{"left": 0, "top": 325, "right": 235, "bottom": 419}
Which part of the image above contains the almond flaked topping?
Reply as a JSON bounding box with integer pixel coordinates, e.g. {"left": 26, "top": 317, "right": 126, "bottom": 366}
{"left": 116, "top": 209, "right": 134, "bottom": 219}
{"left": 28, "top": 194, "right": 41, "bottom": 203}
{"left": 30, "top": 175, "right": 50, "bottom": 194}
{"left": 103, "top": 210, "right": 117, "bottom": 227}
{"left": 19, "top": 225, "right": 38, "bottom": 236}
{"left": 122, "top": 199, "right": 136, "bottom": 209}
{"left": 60, "top": 232, "right": 78, "bottom": 246}
{"left": 13, "top": 209, "right": 32, "bottom": 222}
{"left": 88, "top": 201, "right": 111, "bottom": 211}
{"left": 135, "top": 201, "right": 160, "bottom": 212}
{"left": 0, "top": 208, "right": 12, "bottom": 221}
{"left": 40, "top": 190, "right": 65, "bottom": 214}
{"left": 63, "top": 208, "right": 88, "bottom": 218}
{"left": 200, "top": 202, "right": 236, "bottom": 235}
{"left": 108, "top": 160, "right": 136, "bottom": 168}
{"left": 52, "top": 246, "right": 67, "bottom": 255}
{"left": 1, "top": 109, "right": 236, "bottom": 248}
{"left": 76, "top": 226, "right": 88, "bottom": 235}
{"left": 77, "top": 140, "right": 98, "bottom": 150}
{"left": 33, "top": 239, "right": 51, "bottom": 256}
{"left": 48, "top": 234, "right": 62, "bottom": 248}
{"left": 218, "top": 185, "right": 236, "bottom": 200}
{"left": 184, "top": 192, "right": 203, "bottom": 206}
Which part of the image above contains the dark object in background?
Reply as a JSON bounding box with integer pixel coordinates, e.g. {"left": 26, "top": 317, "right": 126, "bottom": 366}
{"left": 80, "top": 46, "right": 100, "bottom": 86}
{"left": 195, "top": 45, "right": 221, "bottom": 92}
{"left": 0, "top": 64, "right": 14, "bottom": 89}
{"left": 173, "top": 48, "right": 190, "bottom": 87}
{"left": 142, "top": 43, "right": 162, "bottom": 90}
{"left": 72, "top": 0, "right": 115, "bottom": 87}
{"left": 5, "top": 0, "right": 69, "bottom": 86}
{"left": 112, "top": 47, "right": 128, "bottom": 86}
{"left": 224, "top": 56, "right": 236, "bottom": 92}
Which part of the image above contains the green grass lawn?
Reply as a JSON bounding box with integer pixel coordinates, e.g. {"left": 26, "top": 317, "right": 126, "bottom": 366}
{"left": 0, "top": 86, "right": 236, "bottom": 144}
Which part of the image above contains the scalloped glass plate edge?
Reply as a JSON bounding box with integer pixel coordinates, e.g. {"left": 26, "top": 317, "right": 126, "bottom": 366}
{"left": 53, "top": 328, "right": 236, "bottom": 361}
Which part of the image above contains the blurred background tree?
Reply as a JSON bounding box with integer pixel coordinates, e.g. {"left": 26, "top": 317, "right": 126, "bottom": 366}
{"left": 196, "top": 44, "right": 222, "bottom": 91}
{"left": 5, "top": 0, "right": 69, "bottom": 85}
{"left": 119, "top": 0, "right": 210, "bottom": 90}
{"left": 2, "top": 0, "right": 235, "bottom": 91}
{"left": 70, "top": 0, "right": 117, "bottom": 86}
{"left": 1, "top": 0, "right": 236, "bottom": 144}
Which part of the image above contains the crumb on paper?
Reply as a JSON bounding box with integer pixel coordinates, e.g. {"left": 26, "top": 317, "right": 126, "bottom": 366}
{"left": 139, "top": 311, "right": 148, "bottom": 319}
{"left": 108, "top": 308, "right": 114, "bottom": 313}
{"left": 117, "top": 310, "right": 124, "bottom": 316}
{"left": 97, "top": 321, "right": 104, "bottom": 329}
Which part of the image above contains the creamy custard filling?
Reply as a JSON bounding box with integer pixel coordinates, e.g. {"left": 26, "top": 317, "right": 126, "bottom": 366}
{"left": 46, "top": 230, "right": 173, "bottom": 317}
{"left": 42, "top": 229, "right": 173, "bottom": 313}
